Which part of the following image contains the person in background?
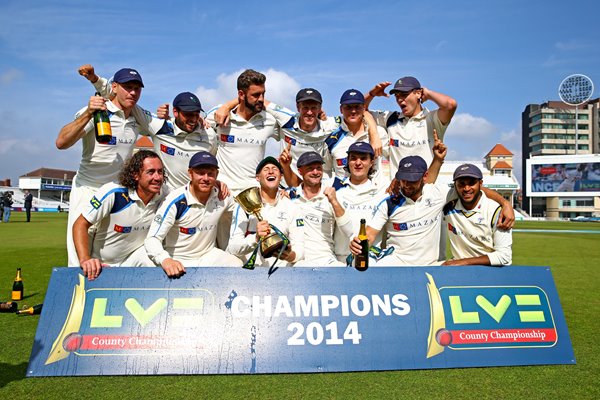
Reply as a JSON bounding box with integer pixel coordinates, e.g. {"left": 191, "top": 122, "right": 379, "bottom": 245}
{"left": 24, "top": 190, "right": 33, "bottom": 222}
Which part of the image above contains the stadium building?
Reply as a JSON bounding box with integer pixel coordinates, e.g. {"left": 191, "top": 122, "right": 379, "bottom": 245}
{"left": 521, "top": 99, "right": 600, "bottom": 219}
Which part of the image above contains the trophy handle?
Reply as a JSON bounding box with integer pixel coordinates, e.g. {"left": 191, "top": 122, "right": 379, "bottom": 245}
{"left": 254, "top": 211, "right": 264, "bottom": 221}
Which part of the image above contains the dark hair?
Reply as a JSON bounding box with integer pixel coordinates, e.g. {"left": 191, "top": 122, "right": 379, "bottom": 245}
{"left": 237, "top": 69, "right": 266, "bottom": 91}
{"left": 119, "top": 150, "right": 163, "bottom": 190}
{"left": 344, "top": 153, "right": 376, "bottom": 178}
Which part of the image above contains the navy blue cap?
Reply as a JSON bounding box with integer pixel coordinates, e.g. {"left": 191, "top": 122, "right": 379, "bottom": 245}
{"left": 340, "top": 89, "right": 365, "bottom": 105}
{"left": 453, "top": 163, "right": 483, "bottom": 180}
{"left": 173, "top": 92, "right": 203, "bottom": 112}
{"left": 395, "top": 156, "right": 428, "bottom": 181}
{"left": 256, "top": 156, "right": 283, "bottom": 174}
{"left": 189, "top": 151, "right": 218, "bottom": 169}
{"left": 113, "top": 68, "right": 144, "bottom": 87}
{"left": 347, "top": 141, "right": 374, "bottom": 156}
{"left": 297, "top": 151, "right": 324, "bottom": 168}
{"left": 296, "top": 88, "right": 322, "bottom": 104}
{"left": 389, "top": 76, "right": 421, "bottom": 94}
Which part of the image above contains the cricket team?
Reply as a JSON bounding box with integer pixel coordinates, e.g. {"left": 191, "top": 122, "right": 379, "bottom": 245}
{"left": 57, "top": 66, "right": 514, "bottom": 280}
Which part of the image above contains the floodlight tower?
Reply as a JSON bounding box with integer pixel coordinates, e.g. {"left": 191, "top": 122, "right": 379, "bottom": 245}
{"left": 558, "top": 74, "right": 594, "bottom": 155}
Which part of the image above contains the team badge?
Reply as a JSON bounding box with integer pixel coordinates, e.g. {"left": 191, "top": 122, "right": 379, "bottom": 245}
{"left": 90, "top": 196, "right": 101, "bottom": 209}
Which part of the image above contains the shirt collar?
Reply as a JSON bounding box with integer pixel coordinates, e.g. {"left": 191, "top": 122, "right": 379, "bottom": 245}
{"left": 184, "top": 184, "right": 218, "bottom": 206}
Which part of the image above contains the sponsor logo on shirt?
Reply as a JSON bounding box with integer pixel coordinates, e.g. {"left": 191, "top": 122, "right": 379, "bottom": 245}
{"left": 114, "top": 224, "right": 132, "bottom": 233}
{"left": 296, "top": 219, "right": 304, "bottom": 227}
{"left": 344, "top": 203, "right": 378, "bottom": 212}
{"left": 220, "top": 134, "right": 235, "bottom": 143}
{"left": 394, "top": 216, "right": 440, "bottom": 231}
{"left": 284, "top": 136, "right": 297, "bottom": 146}
{"left": 107, "top": 136, "right": 117, "bottom": 146}
{"left": 179, "top": 227, "right": 197, "bottom": 235}
{"left": 154, "top": 215, "right": 163, "bottom": 224}
{"left": 447, "top": 222, "right": 459, "bottom": 235}
{"left": 336, "top": 158, "right": 347, "bottom": 167}
{"left": 393, "top": 222, "right": 409, "bottom": 231}
{"left": 90, "top": 196, "right": 101, "bottom": 209}
{"left": 390, "top": 138, "right": 430, "bottom": 148}
{"left": 160, "top": 144, "right": 176, "bottom": 156}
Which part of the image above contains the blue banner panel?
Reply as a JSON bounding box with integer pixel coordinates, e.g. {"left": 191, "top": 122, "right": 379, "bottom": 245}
{"left": 27, "top": 266, "right": 575, "bottom": 376}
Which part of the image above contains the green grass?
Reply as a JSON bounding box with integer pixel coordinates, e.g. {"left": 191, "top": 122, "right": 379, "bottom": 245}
{"left": 0, "top": 213, "right": 599, "bottom": 399}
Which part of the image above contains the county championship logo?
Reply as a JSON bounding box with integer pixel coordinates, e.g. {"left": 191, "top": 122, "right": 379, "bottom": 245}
{"left": 425, "top": 273, "right": 558, "bottom": 358}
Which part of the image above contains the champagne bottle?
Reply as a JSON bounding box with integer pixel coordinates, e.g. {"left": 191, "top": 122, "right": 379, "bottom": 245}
{"left": 12, "top": 268, "right": 23, "bottom": 301}
{"left": 0, "top": 301, "right": 17, "bottom": 313}
{"left": 355, "top": 219, "right": 369, "bottom": 271}
{"left": 16, "top": 304, "right": 43, "bottom": 316}
{"left": 93, "top": 92, "right": 112, "bottom": 143}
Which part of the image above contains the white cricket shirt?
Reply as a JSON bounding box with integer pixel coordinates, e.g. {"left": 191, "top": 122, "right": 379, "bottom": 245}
{"left": 443, "top": 191, "right": 512, "bottom": 265}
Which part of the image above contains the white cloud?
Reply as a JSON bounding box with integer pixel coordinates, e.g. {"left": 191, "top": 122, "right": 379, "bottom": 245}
{"left": 0, "top": 68, "right": 23, "bottom": 84}
{"left": 500, "top": 129, "right": 518, "bottom": 142}
{"left": 0, "top": 138, "right": 44, "bottom": 155}
{"left": 195, "top": 68, "right": 300, "bottom": 111}
{"left": 555, "top": 40, "right": 589, "bottom": 51}
{"left": 445, "top": 113, "right": 496, "bottom": 138}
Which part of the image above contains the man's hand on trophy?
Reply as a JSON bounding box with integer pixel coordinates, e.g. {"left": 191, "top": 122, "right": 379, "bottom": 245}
{"left": 256, "top": 220, "right": 271, "bottom": 241}
{"left": 280, "top": 244, "right": 296, "bottom": 262}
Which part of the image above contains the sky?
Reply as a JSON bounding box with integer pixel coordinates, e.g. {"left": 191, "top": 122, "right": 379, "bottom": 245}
{"left": 0, "top": 0, "right": 598, "bottom": 186}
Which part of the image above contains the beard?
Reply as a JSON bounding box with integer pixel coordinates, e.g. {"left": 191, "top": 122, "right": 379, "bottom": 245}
{"left": 245, "top": 98, "right": 264, "bottom": 114}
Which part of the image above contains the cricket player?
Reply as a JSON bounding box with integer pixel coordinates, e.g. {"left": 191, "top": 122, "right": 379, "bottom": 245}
{"left": 442, "top": 163, "right": 512, "bottom": 266}
{"left": 227, "top": 156, "right": 304, "bottom": 267}
{"left": 145, "top": 151, "right": 242, "bottom": 277}
{"left": 73, "top": 150, "right": 166, "bottom": 280}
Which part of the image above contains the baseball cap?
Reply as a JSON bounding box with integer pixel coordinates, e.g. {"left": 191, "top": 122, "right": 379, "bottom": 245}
{"left": 256, "top": 156, "right": 283, "bottom": 174}
{"left": 395, "top": 156, "right": 428, "bottom": 181}
{"left": 347, "top": 141, "right": 374, "bottom": 156}
{"left": 297, "top": 151, "right": 324, "bottom": 168}
{"left": 296, "top": 88, "right": 322, "bottom": 104}
{"left": 453, "top": 163, "right": 483, "bottom": 181}
{"left": 389, "top": 76, "right": 421, "bottom": 94}
{"left": 173, "top": 92, "right": 203, "bottom": 112}
{"left": 340, "top": 89, "right": 365, "bottom": 105}
{"left": 189, "top": 151, "right": 218, "bottom": 169}
{"left": 113, "top": 68, "right": 144, "bottom": 87}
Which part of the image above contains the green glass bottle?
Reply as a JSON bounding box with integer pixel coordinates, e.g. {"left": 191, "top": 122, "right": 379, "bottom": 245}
{"left": 93, "top": 92, "right": 112, "bottom": 143}
{"left": 355, "top": 219, "right": 369, "bottom": 271}
{"left": 16, "top": 304, "right": 43, "bottom": 316}
{"left": 12, "top": 268, "right": 23, "bottom": 301}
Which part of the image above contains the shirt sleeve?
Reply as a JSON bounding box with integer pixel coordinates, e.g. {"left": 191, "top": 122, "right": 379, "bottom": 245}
{"left": 370, "top": 197, "right": 390, "bottom": 232}
{"left": 130, "top": 105, "right": 168, "bottom": 137}
{"left": 266, "top": 102, "right": 296, "bottom": 129}
{"left": 376, "top": 125, "right": 390, "bottom": 158}
{"left": 226, "top": 204, "right": 257, "bottom": 257}
{"left": 489, "top": 207, "right": 513, "bottom": 266}
{"left": 81, "top": 185, "right": 116, "bottom": 225}
{"left": 145, "top": 195, "right": 179, "bottom": 266}
{"left": 216, "top": 195, "right": 235, "bottom": 250}
{"left": 92, "top": 76, "right": 112, "bottom": 97}
{"left": 369, "top": 110, "right": 392, "bottom": 129}
{"left": 428, "top": 110, "right": 448, "bottom": 140}
{"left": 334, "top": 208, "right": 354, "bottom": 240}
